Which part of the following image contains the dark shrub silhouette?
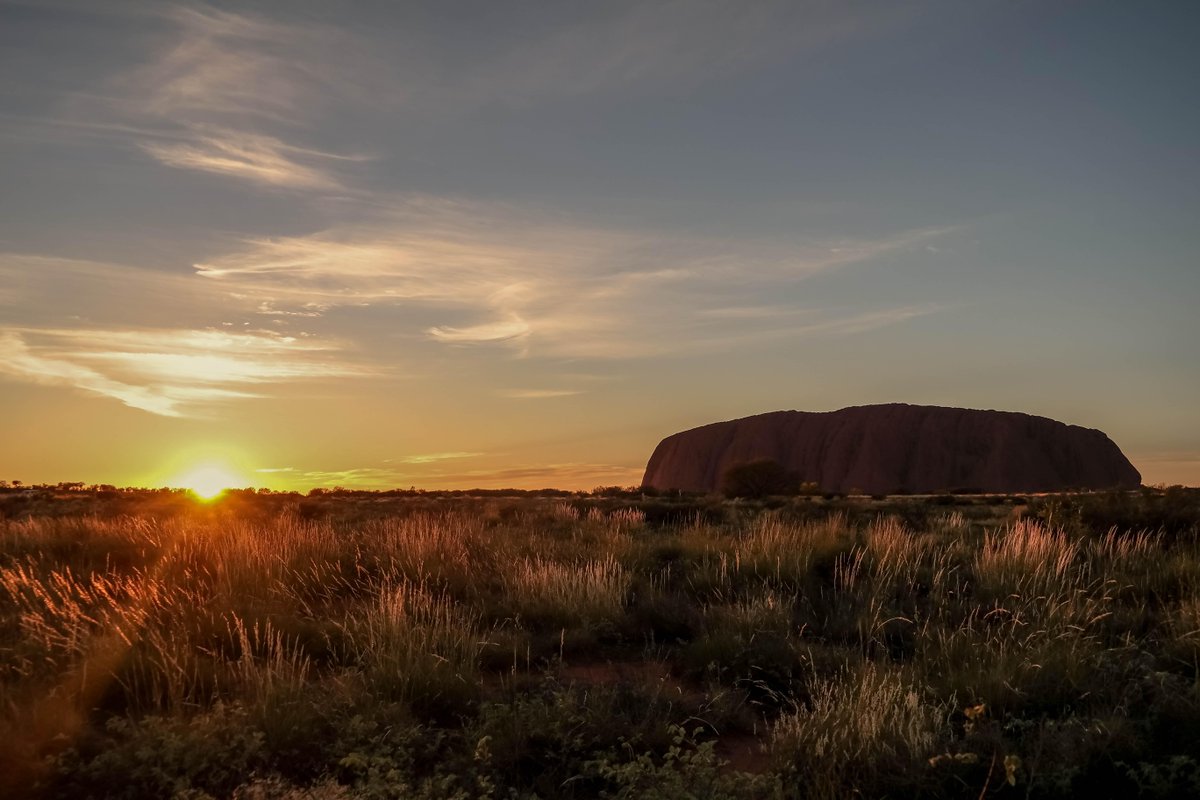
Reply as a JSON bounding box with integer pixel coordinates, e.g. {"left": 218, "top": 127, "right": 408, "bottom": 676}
{"left": 720, "top": 459, "right": 797, "bottom": 499}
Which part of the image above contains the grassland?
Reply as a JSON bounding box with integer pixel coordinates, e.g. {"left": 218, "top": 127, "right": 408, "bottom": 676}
{"left": 1, "top": 485, "right": 1199, "bottom": 799}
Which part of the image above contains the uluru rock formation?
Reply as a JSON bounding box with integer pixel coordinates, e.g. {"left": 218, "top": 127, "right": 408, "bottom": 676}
{"left": 642, "top": 404, "right": 1141, "bottom": 494}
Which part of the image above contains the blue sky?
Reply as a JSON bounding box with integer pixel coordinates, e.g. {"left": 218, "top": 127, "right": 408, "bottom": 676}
{"left": 1, "top": 0, "right": 1197, "bottom": 488}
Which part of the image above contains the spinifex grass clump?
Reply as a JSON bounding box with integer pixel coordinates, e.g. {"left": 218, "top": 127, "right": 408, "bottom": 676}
{"left": 0, "top": 488, "right": 1198, "bottom": 798}
{"left": 771, "top": 662, "right": 951, "bottom": 799}
{"left": 347, "top": 577, "right": 485, "bottom": 717}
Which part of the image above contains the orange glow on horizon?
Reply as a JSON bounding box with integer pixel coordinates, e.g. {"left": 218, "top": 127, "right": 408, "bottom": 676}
{"left": 171, "top": 463, "right": 246, "bottom": 500}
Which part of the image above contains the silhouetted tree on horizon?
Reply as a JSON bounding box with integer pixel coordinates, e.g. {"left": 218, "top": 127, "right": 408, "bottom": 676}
{"left": 721, "top": 459, "right": 798, "bottom": 499}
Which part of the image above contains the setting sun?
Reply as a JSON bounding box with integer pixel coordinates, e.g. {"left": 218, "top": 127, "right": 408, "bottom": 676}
{"left": 174, "top": 463, "right": 244, "bottom": 500}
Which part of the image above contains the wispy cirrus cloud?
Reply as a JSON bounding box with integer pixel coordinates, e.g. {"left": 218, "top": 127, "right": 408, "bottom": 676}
{"left": 428, "top": 316, "right": 532, "bottom": 345}
{"left": 0, "top": 327, "right": 364, "bottom": 417}
{"left": 288, "top": 460, "right": 643, "bottom": 490}
{"left": 65, "top": 329, "right": 351, "bottom": 385}
{"left": 138, "top": 127, "right": 361, "bottom": 189}
{"left": 19, "top": 1, "right": 922, "bottom": 192}
{"left": 195, "top": 198, "right": 953, "bottom": 359}
{"left": 528, "top": 304, "right": 946, "bottom": 360}
{"left": 46, "top": 5, "right": 376, "bottom": 190}
{"left": 425, "top": 462, "right": 645, "bottom": 490}
{"left": 498, "top": 389, "right": 584, "bottom": 399}
{"left": 0, "top": 331, "right": 245, "bottom": 417}
{"left": 124, "top": 5, "right": 358, "bottom": 124}
{"left": 86, "top": 1, "right": 914, "bottom": 119}
{"left": 389, "top": 452, "right": 484, "bottom": 465}
{"left": 0, "top": 209, "right": 952, "bottom": 418}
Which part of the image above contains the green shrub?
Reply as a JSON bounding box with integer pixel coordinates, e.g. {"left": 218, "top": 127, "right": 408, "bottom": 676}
{"left": 48, "top": 703, "right": 268, "bottom": 799}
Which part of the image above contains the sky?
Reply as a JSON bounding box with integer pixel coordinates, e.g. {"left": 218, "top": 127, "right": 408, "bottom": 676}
{"left": 0, "top": 0, "right": 1197, "bottom": 490}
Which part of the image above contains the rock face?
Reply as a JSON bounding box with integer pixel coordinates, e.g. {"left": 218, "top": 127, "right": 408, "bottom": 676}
{"left": 642, "top": 404, "right": 1141, "bottom": 494}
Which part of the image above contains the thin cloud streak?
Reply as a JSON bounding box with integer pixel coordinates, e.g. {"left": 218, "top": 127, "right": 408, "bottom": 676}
{"left": 111, "top": 2, "right": 915, "bottom": 118}
{"left": 390, "top": 452, "right": 484, "bottom": 465}
{"left": 45, "top": 5, "right": 376, "bottom": 190}
{"left": 533, "top": 305, "right": 946, "bottom": 360}
{"left": 0, "top": 327, "right": 365, "bottom": 417}
{"left": 293, "top": 461, "right": 644, "bottom": 490}
{"left": 196, "top": 200, "right": 953, "bottom": 359}
{"left": 0, "top": 331, "right": 251, "bottom": 417}
{"left": 126, "top": 6, "right": 351, "bottom": 124}
{"left": 498, "top": 389, "right": 584, "bottom": 399}
{"left": 139, "top": 128, "right": 355, "bottom": 189}
{"left": 427, "top": 462, "right": 645, "bottom": 490}
{"left": 428, "top": 316, "right": 532, "bottom": 345}
{"left": 20, "top": 2, "right": 922, "bottom": 192}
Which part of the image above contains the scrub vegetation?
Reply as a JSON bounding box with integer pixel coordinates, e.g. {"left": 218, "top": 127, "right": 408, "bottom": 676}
{"left": 1, "top": 484, "right": 1199, "bottom": 798}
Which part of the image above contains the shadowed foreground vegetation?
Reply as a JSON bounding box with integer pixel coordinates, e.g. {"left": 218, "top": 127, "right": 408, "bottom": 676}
{"left": 2, "top": 487, "right": 1199, "bottom": 798}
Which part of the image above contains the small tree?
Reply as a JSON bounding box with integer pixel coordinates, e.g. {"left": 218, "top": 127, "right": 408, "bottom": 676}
{"left": 721, "top": 459, "right": 797, "bottom": 499}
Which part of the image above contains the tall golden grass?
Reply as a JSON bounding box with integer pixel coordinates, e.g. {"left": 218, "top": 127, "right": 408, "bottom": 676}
{"left": 1, "top": 493, "right": 1197, "bottom": 798}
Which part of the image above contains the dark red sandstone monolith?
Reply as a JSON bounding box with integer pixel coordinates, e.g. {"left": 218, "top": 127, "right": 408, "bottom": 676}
{"left": 641, "top": 404, "right": 1141, "bottom": 494}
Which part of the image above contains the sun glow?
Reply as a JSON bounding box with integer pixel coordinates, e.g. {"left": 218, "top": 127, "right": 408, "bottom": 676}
{"left": 174, "top": 463, "right": 245, "bottom": 500}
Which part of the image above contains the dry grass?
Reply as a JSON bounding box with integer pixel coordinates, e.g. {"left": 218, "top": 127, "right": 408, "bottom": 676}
{"left": 503, "top": 554, "right": 628, "bottom": 628}
{"left": 771, "top": 662, "right": 950, "bottom": 799}
{"left": 0, "top": 490, "right": 1197, "bottom": 798}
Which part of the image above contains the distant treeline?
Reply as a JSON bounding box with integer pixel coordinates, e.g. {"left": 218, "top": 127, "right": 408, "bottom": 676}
{"left": 1, "top": 481, "right": 1197, "bottom": 538}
